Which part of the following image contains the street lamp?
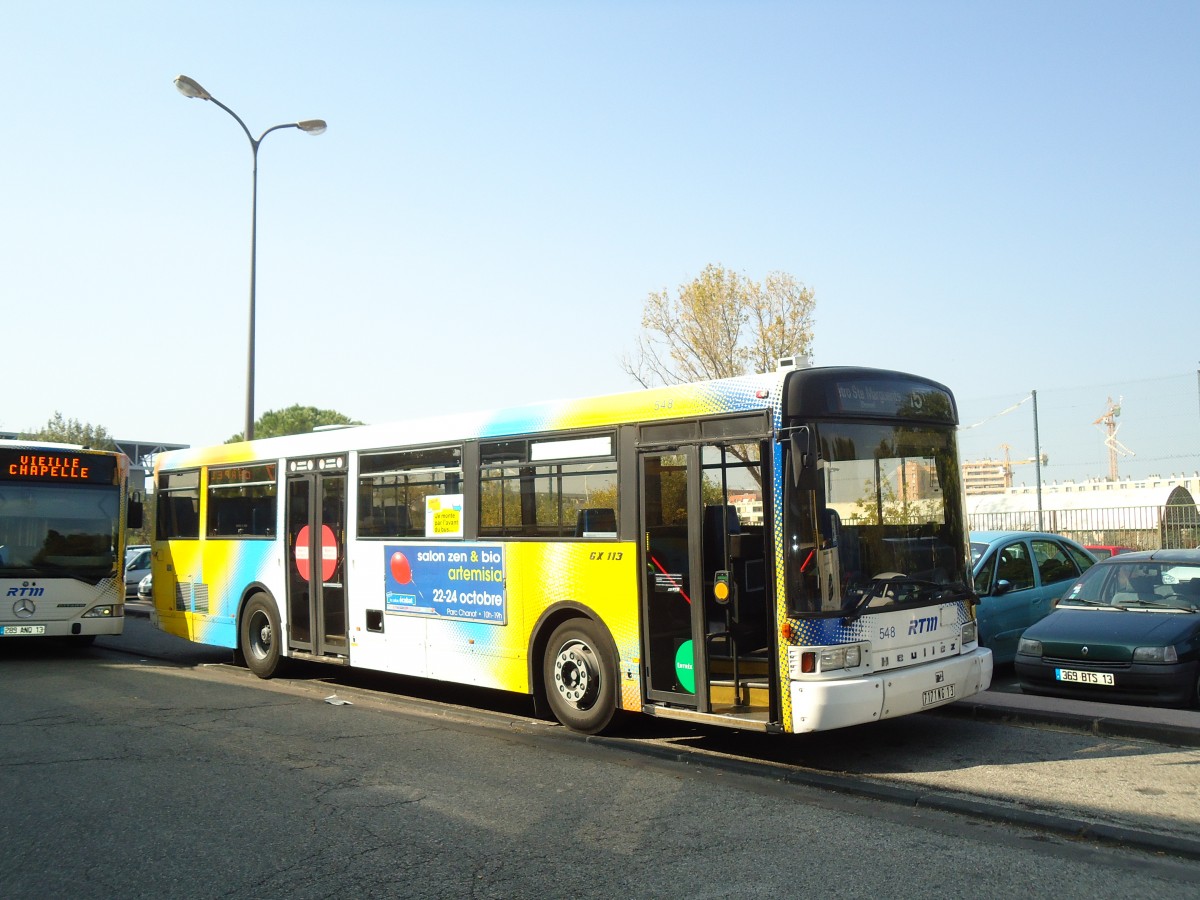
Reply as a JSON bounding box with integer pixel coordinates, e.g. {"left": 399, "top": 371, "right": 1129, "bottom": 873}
{"left": 173, "top": 75, "right": 326, "bottom": 442}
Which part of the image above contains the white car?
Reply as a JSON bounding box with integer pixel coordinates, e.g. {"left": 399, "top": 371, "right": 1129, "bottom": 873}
{"left": 124, "top": 548, "right": 152, "bottom": 598}
{"left": 136, "top": 573, "right": 152, "bottom": 604}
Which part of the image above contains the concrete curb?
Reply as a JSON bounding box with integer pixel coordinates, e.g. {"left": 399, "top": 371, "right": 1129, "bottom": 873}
{"left": 933, "top": 697, "right": 1200, "bottom": 749}
{"left": 575, "top": 730, "right": 1200, "bottom": 862}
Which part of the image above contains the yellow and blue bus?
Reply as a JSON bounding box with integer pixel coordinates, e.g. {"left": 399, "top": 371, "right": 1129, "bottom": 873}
{"left": 0, "top": 440, "right": 142, "bottom": 643}
{"left": 149, "top": 363, "right": 992, "bottom": 733}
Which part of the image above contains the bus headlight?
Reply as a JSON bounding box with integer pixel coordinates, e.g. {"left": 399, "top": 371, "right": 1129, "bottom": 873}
{"left": 83, "top": 604, "right": 123, "bottom": 618}
{"left": 961, "top": 622, "right": 977, "bottom": 646}
{"left": 818, "top": 644, "right": 863, "bottom": 672}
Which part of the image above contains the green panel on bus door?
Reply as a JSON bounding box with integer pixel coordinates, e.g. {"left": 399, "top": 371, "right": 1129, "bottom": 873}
{"left": 675, "top": 639, "right": 696, "bottom": 694}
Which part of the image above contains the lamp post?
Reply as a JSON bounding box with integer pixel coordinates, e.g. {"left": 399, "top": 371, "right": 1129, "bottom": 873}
{"left": 174, "top": 75, "right": 326, "bottom": 441}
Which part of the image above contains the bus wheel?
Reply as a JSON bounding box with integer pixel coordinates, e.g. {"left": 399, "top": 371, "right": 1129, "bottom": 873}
{"left": 240, "top": 593, "right": 284, "bottom": 679}
{"left": 543, "top": 618, "right": 616, "bottom": 734}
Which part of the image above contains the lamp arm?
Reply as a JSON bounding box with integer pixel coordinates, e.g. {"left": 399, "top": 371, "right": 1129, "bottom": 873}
{"left": 207, "top": 95, "right": 259, "bottom": 151}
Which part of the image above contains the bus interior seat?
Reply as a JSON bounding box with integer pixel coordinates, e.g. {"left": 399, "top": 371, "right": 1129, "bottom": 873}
{"left": 702, "top": 505, "right": 740, "bottom": 575}
{"left": 575, "top": 508, "right": 617, "bottom": 537}
{"left": 703, "top": 504, "right": 768, "bottom": 653}
{"left": 384, "top": 507, "right": 410, "bottom": 536}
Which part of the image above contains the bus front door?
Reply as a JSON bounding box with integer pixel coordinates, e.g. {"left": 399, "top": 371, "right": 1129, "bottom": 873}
{"left": 641, "top": 450, "right": 705, "bottom": 710}
{"left": 641, "top": 442, "right": 773, "bottom": 719}
{"left": 285, "top": 459, "right": 348, "bottom": 661}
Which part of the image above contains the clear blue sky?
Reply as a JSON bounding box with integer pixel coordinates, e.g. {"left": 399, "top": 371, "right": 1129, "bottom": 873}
{"left": 3, "top": 2, "right": 1197, "bottom": 484}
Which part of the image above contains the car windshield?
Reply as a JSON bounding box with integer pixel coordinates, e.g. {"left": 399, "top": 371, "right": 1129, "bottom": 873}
{"left": 1060, "top": 561, "right": 1200, "bottom": 611}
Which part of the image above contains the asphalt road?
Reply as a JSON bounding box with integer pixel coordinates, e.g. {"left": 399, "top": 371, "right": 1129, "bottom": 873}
{"left": 3, "top": 623, "right": 1200, "bottom": 899}
{"left": 109, "top": 612, "right": 1200, "bottom": 860}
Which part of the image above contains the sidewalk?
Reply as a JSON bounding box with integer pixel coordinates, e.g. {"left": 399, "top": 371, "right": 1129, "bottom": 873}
{"left": 940, "top": 681, "right": 1200, "bottom": 748}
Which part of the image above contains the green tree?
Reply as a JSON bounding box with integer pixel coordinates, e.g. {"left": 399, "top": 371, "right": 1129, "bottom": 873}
{"left": 21, "top": 412, "right": 116, "bottom": 450}
{"left": 622, "top": 263, "right": 816, "bottom": 387}
{"left": 226, "top": 405, "right": 363, "bottom": 443}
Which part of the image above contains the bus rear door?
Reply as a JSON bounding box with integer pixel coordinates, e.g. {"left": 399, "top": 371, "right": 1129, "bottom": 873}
{"left": 285, "top": 456, "right": 348, "bottom": 662}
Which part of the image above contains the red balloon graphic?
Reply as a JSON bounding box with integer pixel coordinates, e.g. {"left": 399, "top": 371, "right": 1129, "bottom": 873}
{"left": 390, "top": 551, "right": 412, "bottom": 585}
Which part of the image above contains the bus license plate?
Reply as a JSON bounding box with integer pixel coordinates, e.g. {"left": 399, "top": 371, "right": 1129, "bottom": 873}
{"left": 1, "top": 624, "right": 46, "bottom": 636}
{"left": 922, "top": 685, "right": 955, "bottom": 706}
{"left": 1056, "top": 668, "right": 1114, "bottom": 686}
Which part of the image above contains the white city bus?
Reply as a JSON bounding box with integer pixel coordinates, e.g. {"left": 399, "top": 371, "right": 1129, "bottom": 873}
{"left": 0, "top": 440, "right": 142, "bottom": 643}
{"left": 151, "top": 363, "right": 991, "bottom": 733}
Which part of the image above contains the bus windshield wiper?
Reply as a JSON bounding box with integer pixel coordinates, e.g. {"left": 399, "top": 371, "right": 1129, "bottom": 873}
{"left": 842, "top": 577, "right": 967, "bottom": 625}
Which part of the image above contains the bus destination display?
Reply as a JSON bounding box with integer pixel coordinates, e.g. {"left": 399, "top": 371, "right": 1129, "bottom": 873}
{"left": 0, "top": 449, "right": 118, "bottom": 484}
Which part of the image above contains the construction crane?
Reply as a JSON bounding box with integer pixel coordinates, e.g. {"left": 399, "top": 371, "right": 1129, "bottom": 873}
{"left": 1093, "top": 397, "right": 1134, "bottom": 481}
{"left": 997, "top": 444, "right": 1047, "bottom": 485}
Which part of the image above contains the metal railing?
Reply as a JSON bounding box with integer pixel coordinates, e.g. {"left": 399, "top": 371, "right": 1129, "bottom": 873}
{"left": 968, "top": 502, "right": 1200, "bottom": 551}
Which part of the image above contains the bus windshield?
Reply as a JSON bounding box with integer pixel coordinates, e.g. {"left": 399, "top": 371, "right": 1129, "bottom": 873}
{"left": 786, "top": 420, "right": 970, "bottom": 615}
{"left": 0, "top": 482, "right": 119, "bottom": 581}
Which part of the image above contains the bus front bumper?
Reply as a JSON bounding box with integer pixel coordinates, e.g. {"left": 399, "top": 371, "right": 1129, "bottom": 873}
{"left": 0, "top": 612, "right": 124, "bottom": 639}
{"left": 789, "top": 647, "right": 993, "bottom": 733}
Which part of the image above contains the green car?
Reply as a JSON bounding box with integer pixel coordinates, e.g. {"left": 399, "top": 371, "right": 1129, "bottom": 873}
{"left": 1015, "top": 550, "right": 1200, "bottom": 708}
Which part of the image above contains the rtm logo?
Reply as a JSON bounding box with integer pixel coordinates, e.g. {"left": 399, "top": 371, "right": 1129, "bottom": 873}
{"left": 7, "top": 587, "right": 45, "bottom": 598}
{"left": 908, "top": 615, "right": 939, "bottom": 635}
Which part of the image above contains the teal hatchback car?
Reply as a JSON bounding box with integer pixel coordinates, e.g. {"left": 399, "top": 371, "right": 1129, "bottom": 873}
{"left": 970, "top": 531, "right": 1097, "bottom": 665}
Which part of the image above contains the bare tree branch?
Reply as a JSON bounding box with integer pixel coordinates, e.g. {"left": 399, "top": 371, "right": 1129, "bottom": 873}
{"left": 622, "top": 264, "right": 815, "bottom": 386}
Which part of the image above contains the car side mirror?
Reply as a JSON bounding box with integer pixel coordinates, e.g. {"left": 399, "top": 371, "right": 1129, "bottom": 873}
{"left": 993, "top": 579, "right": 1012, "bottom": 597}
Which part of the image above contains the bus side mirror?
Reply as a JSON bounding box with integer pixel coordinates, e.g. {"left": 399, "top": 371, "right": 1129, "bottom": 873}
{"left": 128, "top": 496, "right": 144, "bottom": 530}
{"left": 790, "top": 426, "right": 812, "bottom": 486}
